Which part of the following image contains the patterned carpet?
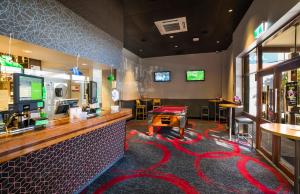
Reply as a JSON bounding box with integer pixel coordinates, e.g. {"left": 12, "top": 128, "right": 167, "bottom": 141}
{"left": 83, "top": 119, "right": 293, "bottom": 194}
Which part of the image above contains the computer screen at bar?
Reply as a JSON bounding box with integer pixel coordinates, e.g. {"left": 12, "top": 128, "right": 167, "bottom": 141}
{"left": 13, "top": 73, "right": 44, "bottom": 104}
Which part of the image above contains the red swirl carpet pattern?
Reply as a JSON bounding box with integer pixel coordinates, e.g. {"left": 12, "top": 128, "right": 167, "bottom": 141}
{"left": 83, "top": 120, "right": 292, "bottom": 194}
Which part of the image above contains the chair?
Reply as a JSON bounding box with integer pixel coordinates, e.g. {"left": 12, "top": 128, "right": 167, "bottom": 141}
{"left": 218, "top": 107, "right": 227, "bottom": 123}
{"left": 153, "top": 98, "right": 161, "bottom": 110}
{"left": 235, "top": 117, "right": 254, "bottom": 149}
{"left": 200, "top": 106, "right": 209, "bottom": 120}
{"left": 135, "top": 99, "right": 146, "bottom": 120}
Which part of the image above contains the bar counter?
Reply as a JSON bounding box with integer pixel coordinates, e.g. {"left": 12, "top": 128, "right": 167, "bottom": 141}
{"left": 0, "top": 108, "right": 132, "bottom": 193}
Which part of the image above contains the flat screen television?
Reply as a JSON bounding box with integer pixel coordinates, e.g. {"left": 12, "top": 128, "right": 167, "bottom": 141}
{"left": 154, "top": 71, "right": 171, "bottom": 82}
{"left": 88, "top": 81, "right": 98, "bottom": 104}
{"left": 186, "top": 70, "right": 205, "bottom": 81}
{"left": 13, "top": 73, "right": 44, "bottom": 104}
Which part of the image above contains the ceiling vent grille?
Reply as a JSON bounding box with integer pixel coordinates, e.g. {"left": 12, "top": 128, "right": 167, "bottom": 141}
{"left": 154, "top": 17, "right": 187, "bottom": 35}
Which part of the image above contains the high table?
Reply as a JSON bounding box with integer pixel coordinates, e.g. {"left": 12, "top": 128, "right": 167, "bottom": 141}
{"left": 219, "top": 103, "right": 243, "bottom": 140}
{"left": 261, "top": 123, "right": 300, "bottom": 194}
{"left": 208, "top": 99, "right": 222, "bottom": 121}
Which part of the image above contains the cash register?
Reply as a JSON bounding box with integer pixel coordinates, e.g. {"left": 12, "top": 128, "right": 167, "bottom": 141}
{"left": 3, "top": 73, "right": 48, "bottom": 135}
{"left": 83, "top": 81, "right": 100, "bottom": 118}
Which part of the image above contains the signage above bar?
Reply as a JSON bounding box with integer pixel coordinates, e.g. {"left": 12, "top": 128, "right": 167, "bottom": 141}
{"left": 254, "top": 22, "right": 269, "bottom": 39}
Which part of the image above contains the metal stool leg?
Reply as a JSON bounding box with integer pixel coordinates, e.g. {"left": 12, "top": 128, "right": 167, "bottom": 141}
{"left": 207, "top": 109, "right": 209, "bottom": 121}
{"left": 251, "top": 123, "right": 254, "bottom": 149}
{"left": 236, "top": 122, "right": 239, "bottom": 142}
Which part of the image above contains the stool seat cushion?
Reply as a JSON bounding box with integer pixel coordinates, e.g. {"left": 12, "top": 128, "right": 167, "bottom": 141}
{"left": 235, "top": 117, "right": 253, "bottom": 124}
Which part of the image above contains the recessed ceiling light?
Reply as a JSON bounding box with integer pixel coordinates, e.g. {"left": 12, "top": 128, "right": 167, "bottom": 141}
{"left": 216, "top": 40, "right": 220, "bottom": 44}
{"left": 23, "top": 50, "right": 32, "bottom": 53}
{"left": 169, "top": 35, "right": 174, "bottom": 38}
{"left": 174, "top": 45, "right": 178, "bottom": 48}
{"left": 228, "top": 9, "right": 233, "bottom": 13}
{"left": 82, "top": 63, "right": 88, "bottom": 66}
{"left": 193, "top": 37, "right": 199, "bottom": 42}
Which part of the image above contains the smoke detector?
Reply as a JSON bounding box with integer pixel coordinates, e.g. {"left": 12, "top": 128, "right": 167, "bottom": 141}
{"left": 154, "top": 17, "right": 188, "bottom": 35}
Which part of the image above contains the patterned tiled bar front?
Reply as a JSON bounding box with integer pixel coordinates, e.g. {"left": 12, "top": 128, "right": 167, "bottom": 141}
{"left": 0, "top": 120, "right": 126, "bottom": 193}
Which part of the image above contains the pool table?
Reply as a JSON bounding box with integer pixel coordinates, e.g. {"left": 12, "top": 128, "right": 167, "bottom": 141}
{"left": 147, "top": 106, "right": 188, "bottom": 138}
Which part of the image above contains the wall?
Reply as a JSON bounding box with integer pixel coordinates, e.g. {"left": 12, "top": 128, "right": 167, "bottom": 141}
{"left": 118, "top": 49, "right": 140, "bottom": 101}
{"left": 102, "top": 69, "right": 112, "bottom": 109}
{"left": 230, "top": 0, "right": 300, "bottom": 99}
{"left": 0, "top": 0, "right": 122, "bottom": 67}
{"left": 140, "top": 52, "right": 226, "bottom": 99}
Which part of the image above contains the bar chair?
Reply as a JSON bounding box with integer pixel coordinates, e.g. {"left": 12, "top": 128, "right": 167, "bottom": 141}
{"left": 235, "top": 117, "right": 254, "bottom": 149}
{"left": 200, "top": 106, "right": 209, "bottom": 120}
{"left": 135, "top": 99, "right": 146, "bottom": 120}
{"left": 218, "top": 107, "right": 227, "bottom": 123}
{"left": 153, "top": 98, "right": 161, "bottom": 110}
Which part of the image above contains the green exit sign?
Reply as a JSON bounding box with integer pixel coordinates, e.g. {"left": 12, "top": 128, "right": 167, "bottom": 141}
{"left": 254, "top": 22, "right": 268, "bottom": 39}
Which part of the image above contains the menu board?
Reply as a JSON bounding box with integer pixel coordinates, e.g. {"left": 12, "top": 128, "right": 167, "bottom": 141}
{"left": 286, "top": 82, "right": 297, "bottom": 106}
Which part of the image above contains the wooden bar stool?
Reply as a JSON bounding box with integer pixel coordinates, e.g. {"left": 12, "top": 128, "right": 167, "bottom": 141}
{"left": 135, "top": 99, "right": 146, "bottom": 120}
{"left": 200, "top": 106, "right": 209, "bottom": 120}
{"left": 153, "top": 98, "right": 161, "bottom": 110}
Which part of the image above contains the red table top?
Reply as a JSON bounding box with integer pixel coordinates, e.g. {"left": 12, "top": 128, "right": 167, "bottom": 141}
{"left": 151, "top": 106, "right": 187, "bottom": 114}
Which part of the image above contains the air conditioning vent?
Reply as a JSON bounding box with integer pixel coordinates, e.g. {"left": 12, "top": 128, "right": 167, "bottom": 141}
{"left": 154, "top": 17, "right": 187, "bottom": 35}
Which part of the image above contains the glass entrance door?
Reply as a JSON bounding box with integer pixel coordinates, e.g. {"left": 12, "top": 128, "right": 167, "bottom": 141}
{"left": 260, "top": 73, "right": 275, "bottom": 155}
{"left": 278, "top": 68, "right": 300, "bottom": 172}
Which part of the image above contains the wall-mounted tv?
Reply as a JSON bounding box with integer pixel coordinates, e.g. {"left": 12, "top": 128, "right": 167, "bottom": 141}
{"left": 186, "top": 70, "right": 205, "bottom": 81}
{"left": 154, "top": 71, "right": 171, "bottom": 82}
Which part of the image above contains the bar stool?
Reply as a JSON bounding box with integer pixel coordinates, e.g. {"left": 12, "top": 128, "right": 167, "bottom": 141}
{"left": 218, "top": 107, "right": 227, "bottom": 123}
{"left": 135, "top": 99, "right": 146, "bottom": 120}
{"left": 235, "top": 117, "right": 254, "bottom": 149}
{"left": 200, "top": 106, "right": 209, "bottom": 120}
{"left": 153, "top": 98, "right": 161, "bottom": 110}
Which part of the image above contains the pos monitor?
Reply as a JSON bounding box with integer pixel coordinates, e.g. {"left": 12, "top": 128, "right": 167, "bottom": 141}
{"left": 13, "top": 73, "right": 44, "bottom": 112}
{"left": 88, "top": 81, "right": 98, "bottom": 104}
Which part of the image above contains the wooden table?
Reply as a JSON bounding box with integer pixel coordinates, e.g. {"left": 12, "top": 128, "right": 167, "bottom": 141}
{"left": 208, "top": 99, "right": 222, "bottom": 121}
{"left": 219, "top": 103, "right": 243, "bottom": 140}
{"left": 261, "top": 123, "right": 300, "bottom": 194}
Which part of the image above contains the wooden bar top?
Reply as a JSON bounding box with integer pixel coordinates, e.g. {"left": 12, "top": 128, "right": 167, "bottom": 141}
{"left": 208, "top": 99, "right": 222, "bottom": 103}
{"left": 0, "top": 109, "right": 132, "bottom": 163}
{"left": 219, "top": 103, "right": 243, "bottom": 108}
{"left": 261, "top": 123, "right": 300, "bottom": 140}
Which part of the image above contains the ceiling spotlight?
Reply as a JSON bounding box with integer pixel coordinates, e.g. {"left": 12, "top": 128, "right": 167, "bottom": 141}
{"left": 174, "top": 45, "right": 178, "bottom": 48}
{"left": 228, "top": 9, "right": 233, "bottom": 13}
{"left": 169, "top": 35, "right": 174, "bottom": 38}
{"left": 81, "top": 63, "right": 88, "bottom": 66}
{"left": 192, "top": 37, "right": 199, "bottom": 42}
{"left": 216, "top": 40, "right": 220, "bottom": 44}
{"left": 22, "top": 50, "right": 32, "bottom": 54}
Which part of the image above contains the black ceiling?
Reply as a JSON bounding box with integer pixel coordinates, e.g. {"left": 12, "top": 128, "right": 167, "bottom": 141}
{"left": 58, "top": 0, "right": 253, "bottom": 58}
{"left": 124, "top": 0, "right": 253, "bottom": 58}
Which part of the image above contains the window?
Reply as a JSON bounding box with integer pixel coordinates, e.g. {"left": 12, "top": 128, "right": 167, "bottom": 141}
{"left": 262, "top": 22, "right": 298, "bottom": 69}
{"left": 243, "top": 49, "right": 257, "bottom": 116}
